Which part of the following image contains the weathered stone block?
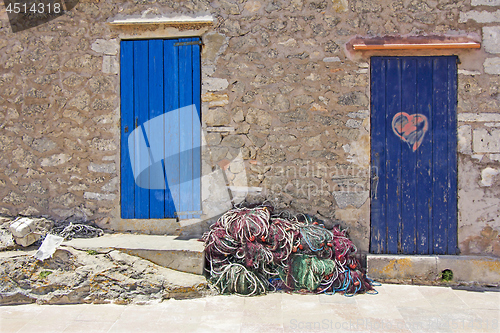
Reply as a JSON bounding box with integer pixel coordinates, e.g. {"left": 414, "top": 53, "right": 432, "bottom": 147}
{"left": 338, "top": 91, "right": 368, "bottom": 106}
{"left": 458, "top": 112, "right": 500, "bottom": 122}
{"left": 202, "top": 78, "right": 229, "bottom": 92}
{"left": 91, "top": 39, "right": 119, "bottom": 55}
{"left": 458, "top": 125, "right": 472, "bottom": 154}
{"left": 41, "top": 153, "right": 71, "bottom": 167}
{"left": 484, "top": 57, "right": 500, "bottom": 74}
{"left": 246, "top": 108, "right": 272, "bottom": 128}
{"left": 204, "top": 107, "right": 230, "bottom": 126}
{"left": 332, "top": 191, "right": 369, "bottom": 209}
{"left": 459, "top": 10, "right": 500, "bottom": 23}
{"left": 83, "top": 192, "right": 116, "bottom": 200}
{"left": 220, "top": 135, "right": 245, "bottom": 148}
{"left": 473, "top": 128, "right": 500, "bottom": 153}
{"left": 88, "top": 162, "right": 116, "bottom": 174}
{"left": 483, "top": 27, "right": 500, "bottom": 54}
{"left": 102, "top": 55, "right": 119, "bottom": 74}
{"left": 472, "top": 0, "right": 500, "bottom": 5}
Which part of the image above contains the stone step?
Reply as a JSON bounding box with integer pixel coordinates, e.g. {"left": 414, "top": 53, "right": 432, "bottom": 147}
{"left": 367, "top": 254, "right": 500, "bottom": 286}
{"left": 63, "top": 233, "right": 205, "bottom": 275}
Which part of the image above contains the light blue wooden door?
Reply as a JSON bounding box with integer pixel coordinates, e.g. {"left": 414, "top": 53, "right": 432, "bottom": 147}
{"left": 370, "top": 56, "right": 458, "bottom": 255}
{"left": 120, "top": 38, "right": 201, "bottom": 219}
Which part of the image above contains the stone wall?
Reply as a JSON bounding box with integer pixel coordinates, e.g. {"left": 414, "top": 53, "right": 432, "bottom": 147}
{"left": 0, "top": 0, "right": 499, "bottom": 256}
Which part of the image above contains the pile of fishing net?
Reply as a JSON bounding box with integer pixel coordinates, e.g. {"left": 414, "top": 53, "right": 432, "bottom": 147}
{"left": 203, "top": 204, "right": 378, "bottom": 296}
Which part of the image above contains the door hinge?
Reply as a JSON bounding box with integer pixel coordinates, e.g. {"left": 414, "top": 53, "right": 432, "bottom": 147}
{"left": 174, "top": 40, "right": 203, "bottom": 47}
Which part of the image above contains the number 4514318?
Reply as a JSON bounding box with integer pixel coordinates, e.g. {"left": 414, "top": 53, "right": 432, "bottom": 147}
{"left": 6, "top": 2, "right": 62, "bottom": 14}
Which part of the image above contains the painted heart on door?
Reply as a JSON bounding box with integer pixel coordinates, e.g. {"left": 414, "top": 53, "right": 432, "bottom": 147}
{"left": 392, "top": 112, "right": 429, "bottom": 151}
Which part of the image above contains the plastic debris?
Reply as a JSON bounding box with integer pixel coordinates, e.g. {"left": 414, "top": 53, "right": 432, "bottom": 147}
{"left": 34, "top": 234, "right": 65, "bottom": 261}
{"left": 203, "top": 203, "right": 377, "bottom": 296}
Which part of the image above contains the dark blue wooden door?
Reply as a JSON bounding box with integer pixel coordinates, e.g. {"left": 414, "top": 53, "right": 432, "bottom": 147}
{"left": 120, "top": 38, "right": 201, "bottom": 219}
{"left": 370, "top": 56, "right": 458, "bottom": 255}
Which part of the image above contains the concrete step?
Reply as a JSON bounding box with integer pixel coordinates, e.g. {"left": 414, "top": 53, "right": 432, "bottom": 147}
{"left": 367, "top": 254, "right": 500, "bottom": 286}
{"left": 63, "top": 233, "right": 205, "bottom": 275}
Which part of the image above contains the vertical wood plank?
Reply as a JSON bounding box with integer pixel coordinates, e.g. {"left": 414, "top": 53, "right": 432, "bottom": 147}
{"left": 133, "top": 40, "right": 150, "bottom": 219}
{"left": 370, "top": 57, "right": 387, "bottom": 254}
{"left": 385, "top": 58, "right": 402, "bottom": 254}
{"left": 178, "top": 38, "right": 194, "bottom": 219}
{"left": 120, "top": 40, "right": 135, "bottom": 219}
{"left": 148, "top": 39, "right": 165, "bottom": 218}
{"left": 164, "top": 38, "right": 180, "bottom": 218}
{"left": 400, "top": 58, "right": 417, "bottom": 254}
{"left": 416, "top": 57, "right": 433, "bottom": 254}
{"left": 191, "top": 38, "right": 202, "bottom": 219}
{"left": 432, "top": 57, "right": 449, "bottom": 254}
{"left": 447, "top": 56, "right": 459, "bottom": 254}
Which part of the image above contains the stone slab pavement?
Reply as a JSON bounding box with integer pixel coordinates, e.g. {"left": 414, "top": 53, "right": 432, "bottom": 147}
{"left": 1, "top": 284, "right": 499, "bottom": 333}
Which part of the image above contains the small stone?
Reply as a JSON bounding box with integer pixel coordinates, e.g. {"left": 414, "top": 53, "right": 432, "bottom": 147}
{"left": 279, "top": 108, "right": 309, "bottom": 123}
{"left": 221, "top": 135, "right": 245, "bottom": 148}
{"left": 204, "top": 107, "right": 230, "bottom": 126}
{"left": 88, "top": 162, "right": 116, "bottom": 174}
{"left": 233, "top": 107, "right": 245, "bottom": 122}
{"left": 83, "top": 192, "right": 117, "bottom": 201}
{"left": 259, "top": 146, "right": 286, "bottom": 164}
{"left": 41, "top": 153, "right": 71, "bottom": 167}
{"left": 205, "top": 133, "right": 222, "bottom": 145}
{"left": 203, "top": 78, "right": 229, "bottom": 92}
{"left": 323, "top": 56, "right": 341, "bottom": 62}
{"left": 338, "top": 91, "right": 369, "bottom": 106}
{"left": 346, "top": 119, "right": 362, "bottom": 128}
{"left": 244, "top": 0, "right": 262, "bottom": 12}
{"left": 246, "top": 108, "right": 272, "bottom": 128}
{"left": 247, "top": 134, "right": 266, "bottom": 148}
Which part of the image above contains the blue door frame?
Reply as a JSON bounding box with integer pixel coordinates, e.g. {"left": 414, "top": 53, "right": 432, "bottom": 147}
{"left": 370, "top": 56, "right": 458, "bottom": 255}
{"left": 120, "top": 38, "right": 201, "bottom": 220}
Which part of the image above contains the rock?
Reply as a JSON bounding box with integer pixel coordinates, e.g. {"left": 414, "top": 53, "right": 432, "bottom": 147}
{"left": 0, "top": 225, "right": 15, "bottom": 250}
{"left": 0, "top": 247, "right": 209, "bottom": 305}
{"left": 204, "top": 107, "right": 230, "bottom": 126}
{"left": 9, "top": 217, "right": 54, "bottom": 246}
{"left": 221, "top": 135, "right": 246, "bottom": 148}
{"left": 279, "top": 108, "right": 309, "bottom": 123}
{"left": 91, "top": 39, "right": 119, "bottom": 55}
{"left": 246, "top": 108, "right": 272, "bottom": 128}
{"left": 338, "top": 91, "right": 369, "bottom": 106}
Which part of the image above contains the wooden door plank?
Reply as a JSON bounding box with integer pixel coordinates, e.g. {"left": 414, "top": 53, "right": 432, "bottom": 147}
{"left": 432, "top": 57, "right": 449, "bottom": 254}
{"left": 400, "top": 58, "right": 418, "bottom": 254}
{"left": 178, "top": 38, "right": 194, "bottom": 219}
{"left": 133, "top": 40, "right": 150, "bottom": 219}
{"left": 385, "top": 58, "right": 402, "bottom": 254}
{"left": 415, "top": 57, "right": 433, "bottom": 254}
{"left": 120, "top": 40, "right": 135, "bottom": 219}
{"left": 370, "top": 57, "right": 388, "bottom": 254}
{"left": 147, "top": 39, "right": 165, "bottom": 218}
{"left": 191, "top": 39, "right": 202, "bottom": 219}
{"left": 447, "top": 56, "right": 459, "bottom": 254}
{"left": 164, "top": 39, "right": 180, "bottom": 218}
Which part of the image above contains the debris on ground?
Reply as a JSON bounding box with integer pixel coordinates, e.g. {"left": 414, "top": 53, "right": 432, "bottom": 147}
{"left": 33, "top": 234, "right": 65, "bottom": 261}
{"left": 203, "top": 203, "right": 377, "bottom": 296}
{"left": 0, "top": 247, "right": 210, "bottom": 305}
{"left": 50, "top": 221, "right": 104, "bottom": 240}
{"left": 9, "top": 217, "right": 54, "bottom": 247}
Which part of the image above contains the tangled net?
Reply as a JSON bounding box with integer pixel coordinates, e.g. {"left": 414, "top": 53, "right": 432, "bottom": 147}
{"left": 203, "top": 204, "right": 377, "bottom": 296}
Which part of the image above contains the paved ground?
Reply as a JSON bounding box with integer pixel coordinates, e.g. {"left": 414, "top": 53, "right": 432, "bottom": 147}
{"left": 1, "top": 284, "right": 499, "bottom": 333}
